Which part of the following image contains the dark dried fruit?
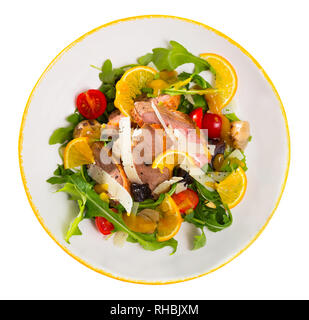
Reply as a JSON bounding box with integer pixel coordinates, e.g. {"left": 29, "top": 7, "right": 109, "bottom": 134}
{"left": 173, "top": 167, "right": 194, "bottom": 186}
{"left": 131, "top": 183, "right": 153, "bottom": 202}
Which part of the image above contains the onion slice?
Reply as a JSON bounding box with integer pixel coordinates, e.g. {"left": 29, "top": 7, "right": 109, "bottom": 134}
{"left": 88, "top": 164, "right": 133, "bottom": 213}
{"left": 118, "top": 117, "right": 143, "bottom": 184}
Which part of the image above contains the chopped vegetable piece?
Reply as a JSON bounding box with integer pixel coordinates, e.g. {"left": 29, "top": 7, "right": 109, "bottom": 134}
{"left": 76, "top": 89, "right": 107, "bottom": 119}
{"left": 172, "top": 189, "right": 199, "bottom": 214}
{"left": 95, "top": 216, "right": 115, "bottom": 235}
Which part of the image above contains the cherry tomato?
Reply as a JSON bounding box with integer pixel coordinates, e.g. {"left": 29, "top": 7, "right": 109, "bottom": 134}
{"left": 202, "top": 113, "right": 222, "bottom": 139}
{"left": 189, "top": 107, "right": 204, "bottom": 129}
{"left": 95, "top": 216, "right": 114, "bottom": 235}
{"left": 172, "top": 189, "right": 199, "bottom": 214}
{"left": 76, "top": 89, "right": 107, "bottom": 119}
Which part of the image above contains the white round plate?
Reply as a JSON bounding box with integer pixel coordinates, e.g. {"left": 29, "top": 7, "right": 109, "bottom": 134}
{"left": 19, "top": 15, "right": 290, "bottom": 284}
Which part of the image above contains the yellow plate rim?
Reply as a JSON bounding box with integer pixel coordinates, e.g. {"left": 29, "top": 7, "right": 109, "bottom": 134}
{"left": 18, "top": 14, "right": 291, "bottom": 285}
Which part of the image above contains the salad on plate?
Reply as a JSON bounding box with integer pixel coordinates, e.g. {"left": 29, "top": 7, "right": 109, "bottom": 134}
{"left": 47, "top": 41, "right": 251, "bottom": 253}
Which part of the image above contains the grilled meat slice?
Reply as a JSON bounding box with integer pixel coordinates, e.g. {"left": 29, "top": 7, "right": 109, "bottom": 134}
{"left": 154, "top": 94, "right": 181, "bottom": 110}
{"left": 230, "top": 121, "right": 250, "bottom": 150}
{"left": 91, "top": 141, "right": 130, "bottom": 191}
{"left": 131, "top": 124, "right": 172, "bottom": 191}
{"left": 132, "top": 99, "right": 196, "bottom": 129}
{"left": 107, "top": 110, "right": 125, "bottom": 128}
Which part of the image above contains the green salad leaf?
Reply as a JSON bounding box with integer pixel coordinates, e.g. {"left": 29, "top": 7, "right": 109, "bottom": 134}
{"left": 177, "top": 72, "right": 212, "bottom": 89}
{"left": 47, "top": 169, "right": 178, "bottom": 253}
{"left": 224, "top": 112, "right": 240, "bottom": 122}
{"left": 49, "top": 111, "right": 84, "bottom": 145}
{"left": 184, "top": 181, "right": 233, "bottom": 234}
{"left": 137, "top": 53, "right": 153, "bottom": 66}
{"left": 194, "top": 201, "right": 233, "bottom": 232}
{"left": 139, "top": 41, "right": 215, "bottom": 74}
{"left": 192, "top": 228, "right": 206, "bottom": 250}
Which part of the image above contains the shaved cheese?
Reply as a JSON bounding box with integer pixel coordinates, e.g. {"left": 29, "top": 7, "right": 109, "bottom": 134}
{"left": 88, "top": 164, "right": 133, "bottom": 213}
{"left": 227, "top": 149, "right": 244, "bottom": 161}
{"left": 208, "top": 144, "right": 216, "bottom": 156}
{"left": 208, "top": 172, "right": 230, "bottom": 182}
{"left": 175, "top": 182, "right": 187, "bottom": 194}
{"left": 150, "top": 101, "right": 177, "bottom": 145}
{"left": 119, "top": 117, "right": 143, "bottom": 184}
{"left": 180, "top": 162, "right": 215, "bottom": 191}
{"left": 113, "top": 231, "right": 128, "bottom": 247}
{"left": 153, "top": 177, "right": 183, "bottom": 195}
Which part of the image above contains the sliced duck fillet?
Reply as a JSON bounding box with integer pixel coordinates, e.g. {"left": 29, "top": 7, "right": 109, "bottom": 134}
{"left": 91, "top": 141, "right": 130, "bottom": 191}
{"left": 132, "top": 98, "right": 210, "bottom": 167}
{"left": 107, "top": 110, "right": 125, "bottom": 128}
{"left": 132, "top": 99, "right": 196, "bottom": 129}
{"left": 154, "top": 94, "right": 181, "bottom": 110}
{"left": 131, "top": 124, "right": 172, "bottom": 191}
{"left": 134, "top": 163, "right": 171, "bottom": 192}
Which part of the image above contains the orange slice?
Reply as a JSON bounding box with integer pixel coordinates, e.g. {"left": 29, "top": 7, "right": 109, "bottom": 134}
{"left": 200, "top": 53, "right": 237, "bottom": 114}
{"left": 156, "top": 194, "right": 182, "bottom": 242}
{"left": 114, "top": 66, "right": 157, "bottom": 117}
{"left": 63, "top": 137, "right": 94, "bottom": 169}
{"left": 152, "top": 150, "right": 196, "bottom": 173}
{"left": 216, "top": 167, "right": 247, "bottom": 208}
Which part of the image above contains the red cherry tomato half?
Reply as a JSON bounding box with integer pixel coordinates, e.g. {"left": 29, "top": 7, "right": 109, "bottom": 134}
{"left": 76, "top": 89, "right": 107, "bottom": 119}
{"left": 202, "top": 113, "right": 222, "bottom": 139}
{"left": 189, "top": 107, "right": 204, "bottom": 129}
{"left": 172, "top": 189, "right": 199, "bottom": 214}
{"left": 95, "top": 216, "right": 114, "bottom": 235}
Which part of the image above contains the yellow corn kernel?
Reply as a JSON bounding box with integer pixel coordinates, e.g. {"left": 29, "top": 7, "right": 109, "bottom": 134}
{"left": 94, "top": 183, "right": 109, "bottom": 194}
{"left": 99, "top": 192, "right": 110, "bottom": 203}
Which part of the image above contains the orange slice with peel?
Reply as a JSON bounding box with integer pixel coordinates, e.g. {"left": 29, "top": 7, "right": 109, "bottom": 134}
{"left": 152, "top": 150, "right": 196, "bottom": 173}
{"left": 216, "top": 167, "right": 247, "bottom": 209}
{"left": 200, "top": 53, "right": 237, "bottom": 114}
{"left": 157, "top": 194, "right": 182, "bottom": 242}
{"left": 63, "top": 137, "right": 94, "bottom": 169}
{"left": 114, "top": 66, "right": 157, "bottom": 117}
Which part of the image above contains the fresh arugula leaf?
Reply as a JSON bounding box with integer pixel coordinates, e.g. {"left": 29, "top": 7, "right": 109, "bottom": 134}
{"left": 66, "top": 112, "right": 84, "bottom": 125}
{"left": 184, "top": 211, "right": 205, "bottom": 228}
{"left": 189, "top": 181, "right": 233, "bottom": 232}
{"left": 49, "top": 126, "right": 74, "bottom": 145}
{"left": 220, "top": 153, "right": 248, "bottom": 172}
{"left": 63, "top": 197, "right": 86, "bottom": 243}
{"left": 193, "top": 228, "right": 206, "bottom": 250}
{"left": 53, "top": 164, "right": 74, "bottom": 177}
{"left": 46, "top": 176, "right": 68, "bottom": 185}
{"left": 138, "top": 53, "right": 153, "bottom": 65}
{"left": 177, "top": 96, "right": 194, "bottom": 114}
{"left": 49, "top": 111, "right": 84, "bottom": 145}
{"left": 99, "top": 59, "right": 125, "bottom": 86}
{"left": 145, "top": 41, "right": 215, "bottom": 74}
{"left": 224, "top": 113, "right": 240, "bottom": 122}
{"left": 64, "top": 199, "right": 85, "bottom": 244}
{"left": 193, "top": 95, "right": 207, "bottom": 108}
{"left": 47, "top": 170, "right": 178, "bottom": 253}
{"left": 194, "top": 181, "right": 222, "bottom": 205}
{"left": 163, "top": 87, "right": 218, "bottom": 96}
{"left": 194, "top": 201, "right": 233, "bottom": 232}
{"left": 151, "top": 48, "right": 171, "bottom": 71}
{"left": 178, "top": 72, "right": 212, "bottom": 89}
{"left": 137, "top": 183, "right": 177, "bottom": 211}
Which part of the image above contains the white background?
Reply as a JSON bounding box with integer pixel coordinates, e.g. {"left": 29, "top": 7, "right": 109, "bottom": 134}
{"left": 1, "top": 0, "right": 307, "bottom": 300}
